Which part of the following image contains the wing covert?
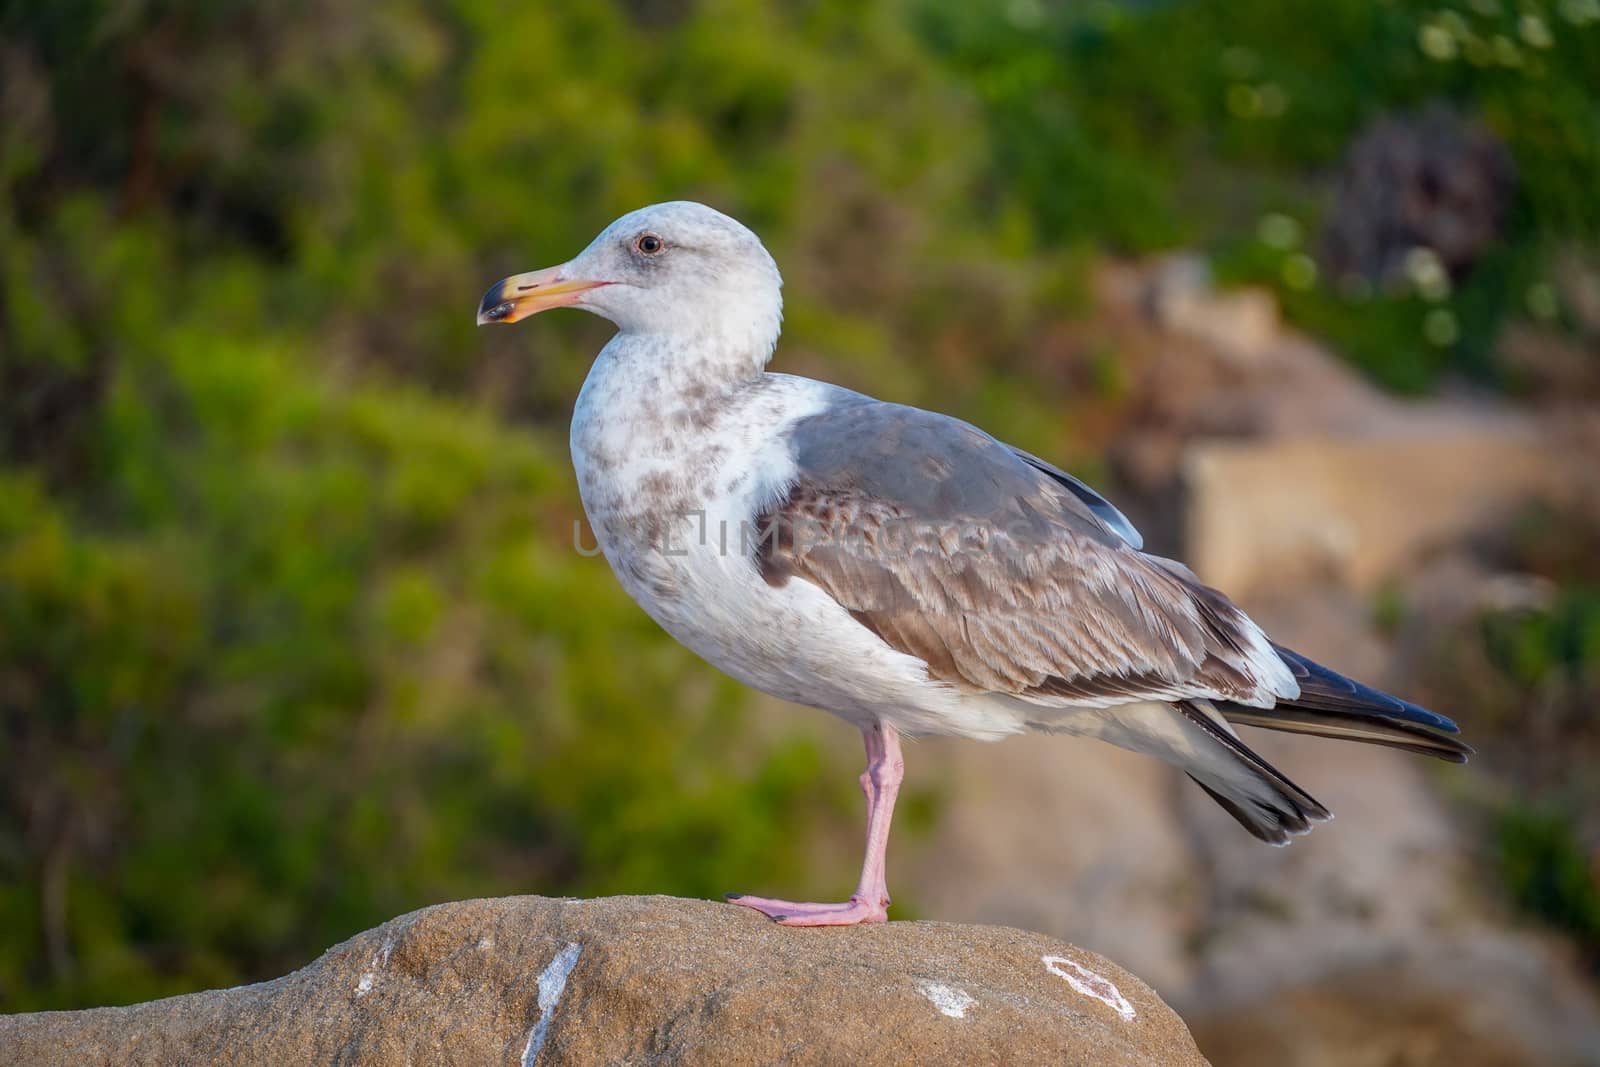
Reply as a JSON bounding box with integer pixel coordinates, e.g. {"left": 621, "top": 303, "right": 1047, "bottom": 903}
{"left": 758, "top": 399, "right": 1296, "bottom": 708}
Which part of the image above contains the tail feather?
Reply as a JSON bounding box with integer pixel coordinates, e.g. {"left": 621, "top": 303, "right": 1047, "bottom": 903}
{"left": 1025, "top": 699, "right": 1332, "bottom": 844}
{"left": 1216, "top": 707, "right": 1470, "bottom": 763}
{"left": 1025, "top": 643, "right": 1472, "bottom": 847}
{"left": 1177, "top": 701, "right": 1331, "bottom": 845}
{"left": 1216, "top": 646, "right": 1473, "bottom": 763}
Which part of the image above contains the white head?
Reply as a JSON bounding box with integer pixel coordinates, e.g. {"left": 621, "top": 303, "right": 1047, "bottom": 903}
{"left": 477, "top": 201, "right": 784, "bottom": 375}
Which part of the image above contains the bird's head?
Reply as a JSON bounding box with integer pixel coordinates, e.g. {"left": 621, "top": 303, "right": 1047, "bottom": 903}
{"left": 477, "top": 201, "right": 784, "bottom": 363}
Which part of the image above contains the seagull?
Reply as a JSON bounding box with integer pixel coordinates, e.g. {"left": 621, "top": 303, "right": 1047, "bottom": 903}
{"left": 478, "top": 201, "right": 1471, "bottom": 927}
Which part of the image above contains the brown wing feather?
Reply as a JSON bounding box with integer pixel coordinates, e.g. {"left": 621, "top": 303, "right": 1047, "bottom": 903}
{"left": 754, "top": 481, "right": 1288, "bottom": 708}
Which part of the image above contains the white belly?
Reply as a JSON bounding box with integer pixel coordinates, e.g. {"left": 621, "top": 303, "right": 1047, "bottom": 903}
{"left": 611, "top": 501, "right": 1025, "bottom": 740}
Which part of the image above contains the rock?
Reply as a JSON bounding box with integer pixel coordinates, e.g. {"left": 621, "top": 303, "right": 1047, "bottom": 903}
{"left": 1147, "top": 255, "right": 1281, "bottom": 367}
{"left": 1182, "top": 411, "right": 1590, "bottom": 596}
{"left": 1119, "top": 260, "right": 1400, "bottom": 437}
{"left": 1101, "top": 254, "right": 1596, "bottom": 598}
{"left": 0, "top": 894, "right": 1208, "bottom": 1067}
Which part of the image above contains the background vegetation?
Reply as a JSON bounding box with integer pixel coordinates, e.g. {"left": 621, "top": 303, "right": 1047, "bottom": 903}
{"left": 2, "top": 0, "right": 1597, "bottom": 1012}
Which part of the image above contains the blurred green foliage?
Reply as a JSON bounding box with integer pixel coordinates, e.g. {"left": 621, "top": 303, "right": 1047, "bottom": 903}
{"left": 3, "top": 0, "right": 1598, "bottom": 1011}
{"left": 918, "top": 0, "right": 1600, "bottom": 391}
{"left": 1485, "top": 586, "right": 1600, "bottom": 967}
{"left": 1419, "top": 501, "right": 1600, "bottom": 967}
{"left": 1499, "top": 806, "right": 1600, "bottom": 974}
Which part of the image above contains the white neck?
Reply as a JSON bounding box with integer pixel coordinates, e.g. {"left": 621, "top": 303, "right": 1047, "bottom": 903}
{"left": 570, "top": 331, "right": 759, "bottom": 463}
{"left": 593, "top": 311, "right": 777, "bottom": 399}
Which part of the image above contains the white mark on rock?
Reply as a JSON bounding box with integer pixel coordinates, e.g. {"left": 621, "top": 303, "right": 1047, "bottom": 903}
{"left": 915, "top": 979, "right": 976, "bottom": 1019}
{"left": 521, "top": 942, "right": 583, "bottom": 1067}
{"left": 354, "top": 935, "right": 397, "bottom": 999}
{"left": 1043, "top": 955, "right": 1135, "bottom": 1022}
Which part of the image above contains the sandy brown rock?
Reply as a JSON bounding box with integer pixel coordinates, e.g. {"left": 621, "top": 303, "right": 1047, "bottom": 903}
{"left": 1181, "top": 414, "right": 1586, "bottom": 596}
{"left": 0, "top": 894, "right": 1207, "bottom": 1066}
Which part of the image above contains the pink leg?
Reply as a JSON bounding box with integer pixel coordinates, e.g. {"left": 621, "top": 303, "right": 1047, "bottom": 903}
{"left": 727, "top": 721, "right": 904, "bottom": 926}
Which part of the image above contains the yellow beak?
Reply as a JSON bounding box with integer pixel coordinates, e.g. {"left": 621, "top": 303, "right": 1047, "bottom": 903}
{"left": 476, "top": 264, "right": 610, "bottom": 325}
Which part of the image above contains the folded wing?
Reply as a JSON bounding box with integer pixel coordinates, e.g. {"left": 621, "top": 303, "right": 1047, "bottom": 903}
{"left": 759, "top": 397, "right": 1299, "bottom": 711}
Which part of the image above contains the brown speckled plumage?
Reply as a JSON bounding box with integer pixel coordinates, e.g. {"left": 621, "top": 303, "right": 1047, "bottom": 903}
{"left": 753, "top": 400, "right": 1288, "bottom": 709}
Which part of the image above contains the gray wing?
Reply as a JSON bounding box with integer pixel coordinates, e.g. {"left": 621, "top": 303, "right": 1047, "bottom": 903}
{"left": 757, "top": 398, "right": 1296, "bottom": 708}
{"left": 1006, "top": 448, "right": 1143, "bottom": 550}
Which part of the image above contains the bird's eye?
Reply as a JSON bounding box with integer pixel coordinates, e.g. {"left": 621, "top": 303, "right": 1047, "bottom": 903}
{"left": 635, "top": 233, "right": 664, "bottom": 255}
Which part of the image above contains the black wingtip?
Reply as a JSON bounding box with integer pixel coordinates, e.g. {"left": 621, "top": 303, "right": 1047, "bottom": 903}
{"left": 1273, "top": 644, "right": 1462, "bottom": 734}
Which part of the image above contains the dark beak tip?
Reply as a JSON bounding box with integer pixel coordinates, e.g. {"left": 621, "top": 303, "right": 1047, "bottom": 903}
{"left": 477, "top": 282, "right": 512, "bottom": 325}
{"left": 477, "top": 302, "right": 514, "bottom": 325}
{"left": 476, "top": 278, "right": 508, "bottom": 315}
